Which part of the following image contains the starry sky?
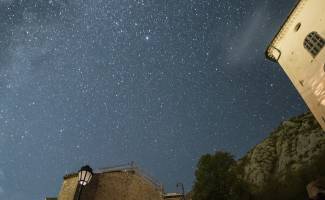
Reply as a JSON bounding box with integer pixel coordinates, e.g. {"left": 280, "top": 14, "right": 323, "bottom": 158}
{"left": 0, "top": 0, "right": 308, "bottom": 199}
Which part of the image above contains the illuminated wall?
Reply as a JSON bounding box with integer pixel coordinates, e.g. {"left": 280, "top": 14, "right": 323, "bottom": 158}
{"left": 266, "top": 0, "right": 325, "bottom": 130}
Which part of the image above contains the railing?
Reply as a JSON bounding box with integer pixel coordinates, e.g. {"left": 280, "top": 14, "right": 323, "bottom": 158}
{"left": 95, "top": 162, "right": 163, "bottom": 190}
{"left": 133, "top": 166, "right": 163, "bottom": 189}
{"left": 95, "top": 162, "right": 135, "bottom": 173}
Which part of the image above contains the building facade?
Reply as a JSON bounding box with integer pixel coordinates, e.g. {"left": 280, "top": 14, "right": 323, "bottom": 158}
{"left": 266, "top": 0, "right": 325, "bottom": 130}
{"left": 48, "top": 164, "right": 183, "bottom": 200}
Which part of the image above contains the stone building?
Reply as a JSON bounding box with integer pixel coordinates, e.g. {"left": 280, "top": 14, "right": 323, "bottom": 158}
{"left": 47, "top": 164, "right": 183, "bottom": 200}
{"left": 266, "top": 0, "right": 325, "bottom": 130}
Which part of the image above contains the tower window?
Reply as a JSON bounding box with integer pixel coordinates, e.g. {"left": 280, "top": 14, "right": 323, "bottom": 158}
{"left": 304, "top": 32, "right": 325, "bottom": 57}
{"left": 294, "top": 23, "right": 301, "bottom": 32}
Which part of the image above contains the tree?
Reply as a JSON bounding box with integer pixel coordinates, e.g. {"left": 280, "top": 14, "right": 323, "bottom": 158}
{"left": 192, "top": 151, "right": 239, "bottom": 200}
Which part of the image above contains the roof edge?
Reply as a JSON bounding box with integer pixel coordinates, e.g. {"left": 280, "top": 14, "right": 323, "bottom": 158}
{"left": 265, "top": 0, "right": 304, "bottom": 62}
{"left": 63, "top": 173, "right": 77, "bottom": 179}
{"left": 164, "top": 193, "right": 184, "bottom": 197}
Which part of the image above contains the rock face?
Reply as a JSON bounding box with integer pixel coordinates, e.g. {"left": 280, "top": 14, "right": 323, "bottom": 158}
{"left": 238, "top": 112, "right": 325, "bottom": 189}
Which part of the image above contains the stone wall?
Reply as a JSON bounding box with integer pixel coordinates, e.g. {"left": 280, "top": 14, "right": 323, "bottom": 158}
{"left": 164, "top": 198, "right": 182, "bottom": 200}
{"left": 57, "top": 174, "right": 78, "bottom": 200}
{"left": 57, "top": 168, "right": 164, "bottom": 200}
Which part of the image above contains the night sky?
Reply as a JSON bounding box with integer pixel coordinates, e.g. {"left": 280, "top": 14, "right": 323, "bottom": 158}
{"left": 0, "top": 0, "right": 308, "bottom": 199}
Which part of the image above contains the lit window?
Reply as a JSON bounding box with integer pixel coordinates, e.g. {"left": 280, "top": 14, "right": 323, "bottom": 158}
{"left": 304, "top": 32, "right": 325, "bottom": 58}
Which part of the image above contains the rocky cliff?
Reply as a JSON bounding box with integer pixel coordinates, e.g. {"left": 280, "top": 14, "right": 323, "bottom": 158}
{"left": 238, "top": 112, "right": 325, "bottom": 189}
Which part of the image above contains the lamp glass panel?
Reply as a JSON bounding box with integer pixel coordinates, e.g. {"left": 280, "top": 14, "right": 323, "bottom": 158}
{"left": 82, "top": 171, "right": 86, "bottom": 181}
{"left": 79, "top": 171, "right": 83, "bottom": 181}
{"left": 78, "top": 171, "right": 85, "bottom": 184}
{"left": 85, "top": 173, "right": 92, "bottom": 183}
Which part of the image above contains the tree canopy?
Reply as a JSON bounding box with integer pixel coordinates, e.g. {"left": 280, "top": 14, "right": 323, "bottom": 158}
{"left": 192, "top": 151, "right": 240, "bottom": 200}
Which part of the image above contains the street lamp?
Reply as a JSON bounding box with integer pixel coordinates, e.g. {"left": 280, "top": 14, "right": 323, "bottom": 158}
{"left": 77, "top": 165, "right": 93, "bottom": 200}
{"left": 176, "top": 182, "right": 185, "bottom": 200}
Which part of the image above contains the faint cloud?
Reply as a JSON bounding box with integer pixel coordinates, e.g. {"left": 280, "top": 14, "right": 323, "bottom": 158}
{"left": 0, "top": 0, "right": 14, "bottom": 4}
{"left": 226, "top": 3, "right": 269, "bottom": 67}
{"left": 4, "top": 22, "right": 53, "bottom": 90}
{"left": 5, "top": 192, "right": 26, "bottom": 200}
{"left": 0, "top": 169, "right": 4, "bottom": 180}
{"left": 0, "top": 169, "right": 5, "bottom": 196}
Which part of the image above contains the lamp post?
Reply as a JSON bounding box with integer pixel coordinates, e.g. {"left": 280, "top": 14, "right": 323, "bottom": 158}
{"left": 77, "top": 165, "right": 93, "bottom": 200}
{"left": 176, "top": 182, "right": 185, "bottom": 200}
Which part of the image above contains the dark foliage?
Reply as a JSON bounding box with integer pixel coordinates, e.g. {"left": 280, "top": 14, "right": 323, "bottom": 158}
{"left": 192, "top": 151, "right": 252, "bottom": 200}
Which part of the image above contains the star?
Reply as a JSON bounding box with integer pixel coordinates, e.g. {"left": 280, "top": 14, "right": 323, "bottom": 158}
{"left": 0, "top": 0, "right": 305, "bottom": 199}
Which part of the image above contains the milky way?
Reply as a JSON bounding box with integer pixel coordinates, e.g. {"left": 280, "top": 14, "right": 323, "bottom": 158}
{"left": 0, "top": 0, "right": 306, "bottom": 199}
